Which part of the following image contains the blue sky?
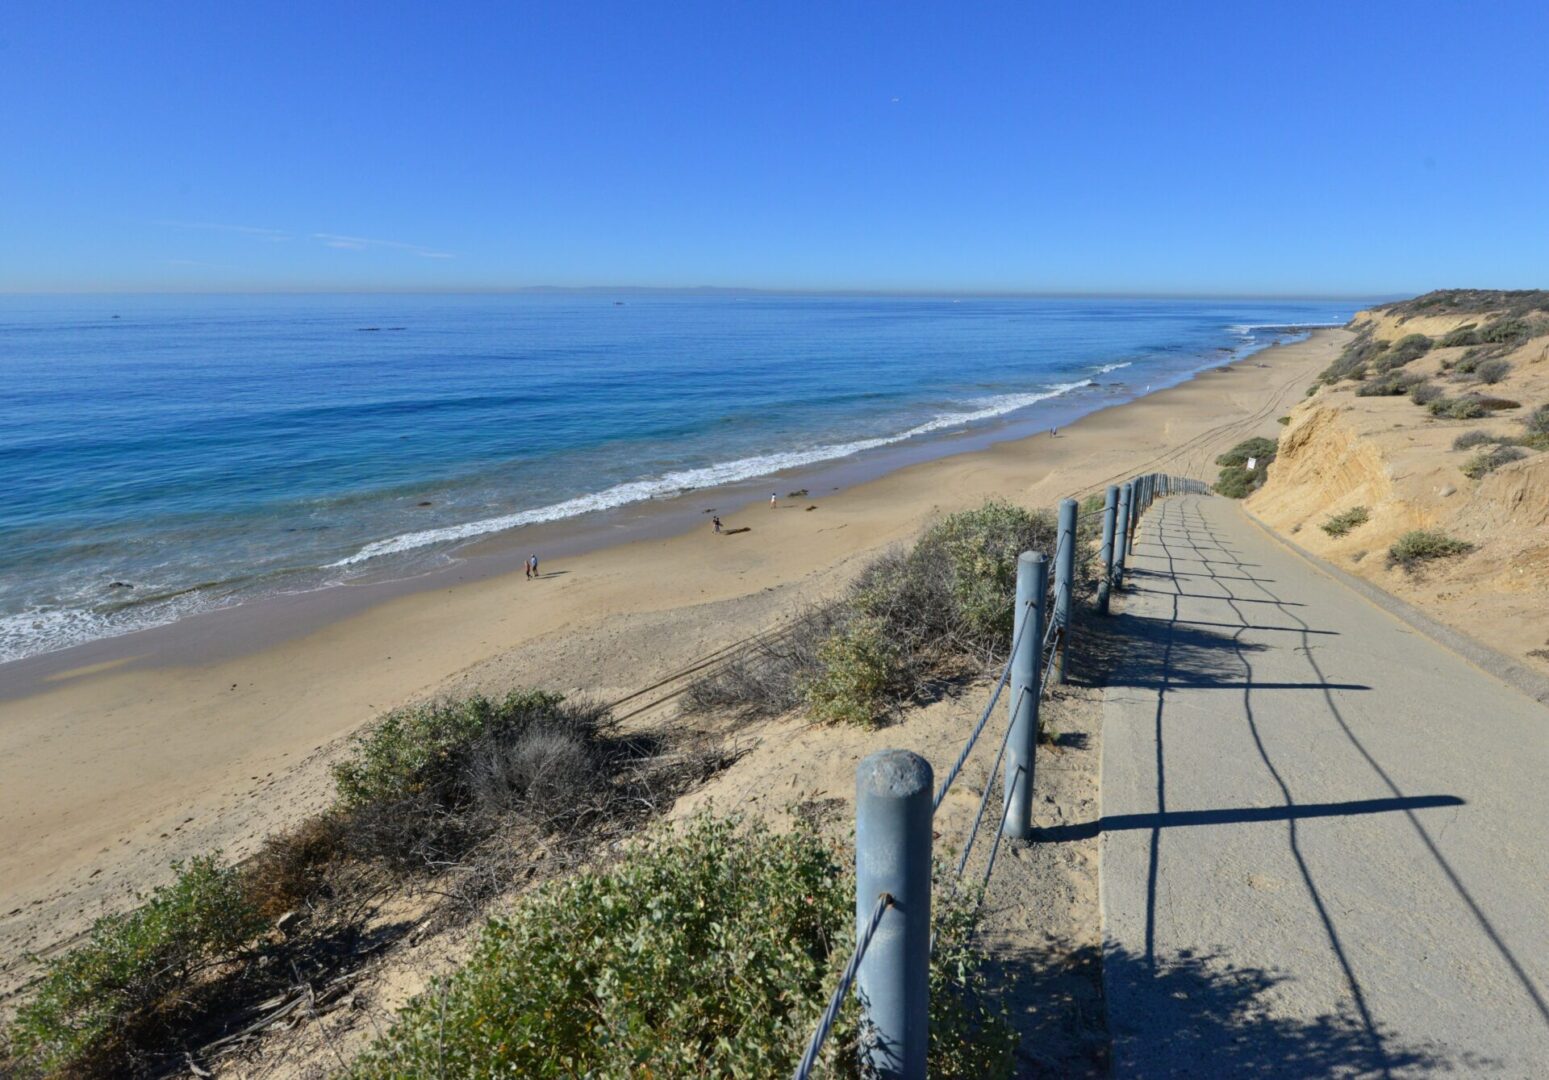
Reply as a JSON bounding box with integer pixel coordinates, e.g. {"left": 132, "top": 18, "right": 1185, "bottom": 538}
{"left": 2, "top": 1, "right": 1546, "bottom": 294}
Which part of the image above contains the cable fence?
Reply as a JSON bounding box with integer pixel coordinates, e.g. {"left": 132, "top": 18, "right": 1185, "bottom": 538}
{"left": 792, "top": 472, "right": 1205, "bottom": 1080}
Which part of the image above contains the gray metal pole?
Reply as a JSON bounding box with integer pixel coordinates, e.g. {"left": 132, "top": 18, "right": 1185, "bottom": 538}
{"left": 1004, "top": 552, "right": 1045, "bottom": 839}
{"left": 855, "top": 750, "right": 932, "bottom": 1080}
{"left": 1053, "top": 498, "right": 1077, "bottom": 683}
{"left": 1097, "top": 485, "right": 1118, "bottom": 615}
{"left": 1114, "top": 482, "right": 1133, "bottom": 588}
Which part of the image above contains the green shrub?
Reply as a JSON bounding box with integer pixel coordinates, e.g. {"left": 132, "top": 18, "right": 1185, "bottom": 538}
{"left": 1523, "top": 404, "right": 1549, "bottom": 437}
{"left": 1319, "top": 333, "right": 1387, "bottom": 383}
{"left": 1476, "top": 359, "right": 1512, "bottom": 384}
{"left": 1427, "top": 396, "right": 1488, "bottom": 420}
{"left": 1213, "top": 437, "right": 1276, "bottom": 498}
{"left": 344, "top": 814, "right": 1016, "bottom": 1079}
{"left": 1355, "top": 371, "right": 1423, "bottom": 397}
{"left": 1409, "top": 382, "right": 1444, "bottom": 405}
{"left": 1374, "top": 333, "right": 1432, "bottom": 370}
{"left": 1388, "top": 530, "right": 1474, "bottom": 569}
{"left": 1479, "top": 316, "right": 1531, "bottom": 344}
{"left": 1440, "top": 327, "right": 1480, "bottom": 348}
{"left": 1277, "top": 415, "right": 1291, "bottom": 425}
{"left": 1452, "top": 430, "right": 1498, "bottom": 450}
{"left": 800, "top": 615, "right": 907, "bottom": 726}
{"left": 1525, "top": 404, "right": 1549, "bottom": 435}
{"left": 1453, "top": 351, "right": 1481, "bottom": 375}
{"left": 916, "top": 499, "right": 1057, "bottom": 649}
{"left": 1461, "top": 445, "right": 1528, "bottom": 479}
{"left": 686, "top": 500, "right": 1059, "bottom": 722}
{"left": 1215, "top": 437, "right": 1278, "bottom": 468}
{"left": 6, "top": 857, "right": 262, "bottom": 1076}
{"left": 333, "top": 689, "right": 573, "bottom": 808}
{"left": 1320, "top": 507, "right": 1370, "bottom": 537}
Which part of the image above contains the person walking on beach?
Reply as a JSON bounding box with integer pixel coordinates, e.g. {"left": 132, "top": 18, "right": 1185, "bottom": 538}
{"left": 528, "top": 553, "right": 539, "bottom": 579}
{"left": 1050, "top": 426, "right": 1058, "bottom": 438}
{"left": 770, "top": 493, "right": 778, "bottom": 509}
{"left": 712, "top": 515, "right": 722, "bottom": 533}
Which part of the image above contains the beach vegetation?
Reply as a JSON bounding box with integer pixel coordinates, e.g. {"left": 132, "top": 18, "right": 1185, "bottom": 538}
{"left": 4, "top": 857, "right": 263, "bottom": 1078}
{"left": 1388, "top": 530, "right": 1474, "bottom": 570}
{"left": 800, "top": 614, "right": 908, "bottom": 726}
{"left": 1408, "top": 382, "right": 1444, "bottom": 406}
{"left": 1461, "top": 445, "right": 1528, "bottom": 480}
{"left": 1355, "top": 371, "right": 1424, "bottom": 397}
{"left": 343, "top": 813, "right": 1015, "bottom": 1079}
{"left": 1452, "top": 430, "right": 1499, "bottom": 451}
{"left": 685, "top": 499, "right": 1063, "bottom": 726}
{"left": 1475, "top": 359, "right": 1512, "bottom": 385}
{"left": 1373, "top": 333, "right": 1432, "bottom": 371}
{"left": 1320, "top": 507, "right": 1370, "bottom": 537}
{"left": 1478, "top": 316, "right": 1532, "bottom": 345}
{"left": 1441, "top": 327, "right": 1481, "bottom": 348}
{"left": 1319, "top": 333, "right": 1386, "bottom": 384}
{"left": 1380, "top": 290, "right": 1549, "bottom": 320}
{"left": 1213, "top": 437, "right": 1277, "bottom": 498}
{"left": 1427, "top": 396, "right": 1488, "bottom": 420}
{"left": 1525, "top": 404, "right": 1549, "bottom": 437}
{"left": 1519, "top": 404, "right": 1549, "bottom": 449}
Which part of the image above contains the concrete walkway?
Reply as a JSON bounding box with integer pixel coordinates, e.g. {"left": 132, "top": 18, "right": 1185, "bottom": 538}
{"left": 1099, "top": 494, "right": 1549, "bottom": 1077}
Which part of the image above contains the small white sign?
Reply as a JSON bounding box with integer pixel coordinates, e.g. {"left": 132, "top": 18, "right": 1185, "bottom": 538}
{"left": 1246, "top": 456, "right": 1258, "bottom": 471}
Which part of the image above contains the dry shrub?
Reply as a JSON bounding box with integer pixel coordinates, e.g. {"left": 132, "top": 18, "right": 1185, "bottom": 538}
{"left": 241, "top": 812, "right": 350, "bottom": 919}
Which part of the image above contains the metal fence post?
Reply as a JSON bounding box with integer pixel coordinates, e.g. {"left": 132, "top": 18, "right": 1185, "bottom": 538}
{"left": 855, "top": 750, "right": 932, "bottom": 1080}
{"left": 1004, "top": 552, "right": 1045, "bottom": 839}
{"left": 1053, "top": 498, "right": 1077, "bottom": 683}
{"left": 1114, "top": 482, "right": 1133, "bottom": 588}
{"left": 1097, "top": 485, "right": 1118, "bottom": 615}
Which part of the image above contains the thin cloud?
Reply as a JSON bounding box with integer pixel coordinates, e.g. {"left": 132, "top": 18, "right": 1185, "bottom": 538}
{"left": 311, "top": 232, "right": 456, "bottom": 259}
{"left": 155, "top": 220, "right": 293, "bottom": 241}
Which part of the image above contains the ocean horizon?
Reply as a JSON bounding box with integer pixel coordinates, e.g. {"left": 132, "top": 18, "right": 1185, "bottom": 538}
{"left": 1, "top": 292, "right": 1363, "bottom": 662}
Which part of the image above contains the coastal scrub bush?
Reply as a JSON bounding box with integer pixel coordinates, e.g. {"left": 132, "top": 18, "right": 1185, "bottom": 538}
{"left": 1215, "top": 437, "right": 1277, "bottom": 468}
{"left": 1526, "top": 404, "right": 1549, "bottom": 437}
{"left": 5, "top": 857, "right": 262, "bottom": 1077}
{"left": 1441, "top": 327, "right": 1480, "bottom": 348}
{"left": 1452, "top": 430, "right": 1499, "bottom": 451}
{"left": 800, "top": 614, "right": 907, "bottom": 726}
{"left": 1319, "top": 335, "right": 1386, "bottom": 384}
{"left": 333, "top": 689, "right": 589, "bottom": 809}
{"left": 343, "top": 813, "right": 1016, "bottom": 1079}
{"left": 1520, "top": 404, "right": 1549, "bottom": 450}
{"left": 1409, "top": 382, "right": 1444, "bottom": 406}
{"left": 1374, "top": 333, "right": 1432, "bottom": 371}
{"left": 1427, "top": 396, "right": 1488, "bottom": 420}
{"left": 1320, "top": 507, "right": 1370, "bottom": 537}
{"left": 1453, "top": 352, "right": 1481, "bottom": 375}
{"left": 1461, "top": 445, "right": 1528, "bottom": 479}
{"left": 1214, "top": 437, "right": 1277, "bottom": 498}
{"left": 1479, "top": 316, "right": 1531, "bottom": 344}
{"left": 330, "top": 689, "right": 652, "bottom": 869}
{"left": 914, "top": 499, "right": 1057, "bottom": 651}
{"left": 683, "top": 500, "right": 1060, "bottom": 725}
{"left": 1475, "top": 358, "right": 1512, "bottom": 385}
{"left": 1355, "top": 371, "right": 1424, "bottom": 397}
{"left": 1388, "top": 530, "right": 1474, "bottom": 570}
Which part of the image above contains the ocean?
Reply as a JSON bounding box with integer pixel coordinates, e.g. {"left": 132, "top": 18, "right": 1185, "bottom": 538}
{"left": 0, "top": 293, "right": 1361, "bottom": 662}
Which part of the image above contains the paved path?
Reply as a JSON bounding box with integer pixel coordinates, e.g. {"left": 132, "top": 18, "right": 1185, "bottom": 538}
{"left": 1100, "top": 494, "right": 1549, "bottom": 1077}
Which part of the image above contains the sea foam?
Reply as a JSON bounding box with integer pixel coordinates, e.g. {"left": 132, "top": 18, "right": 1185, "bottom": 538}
{"left": 330, "top": 381, "right": 1093, "bottom": 567}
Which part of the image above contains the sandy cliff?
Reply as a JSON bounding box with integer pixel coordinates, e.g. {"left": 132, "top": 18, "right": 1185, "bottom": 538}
{"left": 1247, "top": 291, "right": 1549, "bottom": 674}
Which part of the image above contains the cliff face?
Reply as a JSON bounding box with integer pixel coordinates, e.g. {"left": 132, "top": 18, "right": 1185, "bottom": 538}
{"left": 1247, "top": 292, "right": 1549, "bottom": 672}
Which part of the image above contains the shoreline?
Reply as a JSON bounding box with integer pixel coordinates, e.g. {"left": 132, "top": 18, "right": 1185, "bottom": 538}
{"left": 0, "top": 329, "right": 1346, "bottom": 978}
{"left": 0, "top": 331, "right": 1311, "bottom": 685}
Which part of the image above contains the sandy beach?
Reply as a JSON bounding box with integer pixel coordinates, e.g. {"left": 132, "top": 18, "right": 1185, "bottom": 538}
{"left": 0, "top": 329, "right": 1344, "bottom": 985}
